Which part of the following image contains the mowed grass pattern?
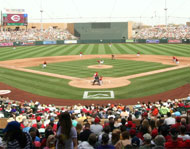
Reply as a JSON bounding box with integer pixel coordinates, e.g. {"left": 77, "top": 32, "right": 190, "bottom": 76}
{"left": 0, "top": 43, "right": 190, "bottom": 100}
{"left": 0, "top": 43, "right": 190, "bottom": 61}
{"left": 28, "top": 59, "right": 174, "bottom": 78}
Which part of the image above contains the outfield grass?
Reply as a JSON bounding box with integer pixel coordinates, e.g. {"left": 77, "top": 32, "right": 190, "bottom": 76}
{"left": 0, "top": 43, "right": 190, "bottom": 61}
{"left": 0, "top": 43, "right": 189, "bottom": 100}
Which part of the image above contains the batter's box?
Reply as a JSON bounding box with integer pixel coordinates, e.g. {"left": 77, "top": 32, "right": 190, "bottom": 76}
{"left": 83, "top": 91, "right": 115, "bottom": 99}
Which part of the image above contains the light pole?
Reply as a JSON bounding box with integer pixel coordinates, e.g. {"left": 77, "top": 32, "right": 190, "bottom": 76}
{"left": 164, "top": 0, "right": 168, "bottom": 27}
{"left": 40, "top": 9, "right": 43, "bottom": 31}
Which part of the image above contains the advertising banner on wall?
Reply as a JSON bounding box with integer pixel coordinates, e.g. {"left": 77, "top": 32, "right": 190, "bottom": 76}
{"left": 125, "top": 39, "right": 134, "bottom": 43}
{"left": 43, "top": 41, "right": 57, "bottom": 45}
{"left": 146, "top": 39, "right": 160, "bottom": 43}
{"left": 64, "top": 40, "right": 77, "bottom": 44}
{"left": 0, "top": 43, "right": 13, "bottom": 46}
{"left": 168, "top": 40, "right": 181, "bottom": 43}
{"left": 21, "top": 41, "right": 35, "bottom": 46}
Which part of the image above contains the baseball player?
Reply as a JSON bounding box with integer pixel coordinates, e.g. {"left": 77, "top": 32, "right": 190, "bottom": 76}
{"left": 175, "top": 58, "right": 179, "bottom": 64}
{"left": 80, "top": 52, "right": 83, "bottom": 57}
{"left": 92, "top": 72, "right": 100, "bottom": 85}
{"left": 42, "top": 61, "right": 47, "bottom": 68}
{"left": 13, "top": 46, "right": 16, "bottom": 50}
{"left": 173, "top": 56, "right": 176, "bottom": 62}
{"left": 109, "top": 43, "right": 112, "bottom": 48}
{"left": 137, "top": 52, "right": 140, "bottom": 57}
{"left": 111, "top": 54, "right": 115, "bottom": 60}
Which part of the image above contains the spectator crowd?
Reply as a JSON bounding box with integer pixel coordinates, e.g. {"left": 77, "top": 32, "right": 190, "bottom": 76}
{"left": 133, "top": 25, "right": 190, "bottom": 39}
{"left": 0, "top": 27, "right": 77, "bottom": 42}
{"left": 0, "top": 94, "right": 190, "bottom": 148}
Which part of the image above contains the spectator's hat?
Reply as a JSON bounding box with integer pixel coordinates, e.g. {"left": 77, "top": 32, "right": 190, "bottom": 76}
{"left": 143, "top": 133, "right": 152, "bottom": 141}
{"left": 151, "top": 129, "right": 158, "bottom": 138}
{"left": 3, "top": 121, "right": 20, "bottom": 133}
{"left": 34, "top": 141, "right": 41, "bottom": 147}
{"left": 129, "top": 129, "right": 136, "bottom": 136}
{"left": 16, "top": 115, "right": 26, "bottom": 123}
{"left": 132, "top": 136, "right": 140, "bottom": 146}
{"left": 36, "top": 116, "right": 41, "bottom": 122}
{"left": 94, "top": 117, "right": 100, "bottom": 123}
{"left": 175, "top": 116, "right": 181, "bottom": 122}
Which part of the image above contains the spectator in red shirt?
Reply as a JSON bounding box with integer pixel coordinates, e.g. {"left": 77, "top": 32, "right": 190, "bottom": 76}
{"left": 165, "top": 128, "right": 186, "bottom": 149}
{"left": 171, "top": 116, "right": 181, "bottom": 132}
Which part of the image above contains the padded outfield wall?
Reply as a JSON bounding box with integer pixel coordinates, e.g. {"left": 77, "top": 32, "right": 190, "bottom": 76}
{"left": 72, "top": 22, "right": 131, "bottom": 40}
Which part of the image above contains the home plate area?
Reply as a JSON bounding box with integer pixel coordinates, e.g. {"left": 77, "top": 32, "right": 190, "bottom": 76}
{"left": 83, "top": 91, "right": 115, "bottom": 99}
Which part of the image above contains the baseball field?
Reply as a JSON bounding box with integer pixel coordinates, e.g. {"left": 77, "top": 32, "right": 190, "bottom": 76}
{"left": 0, "top": 43, "right": 190, "bottom": 105}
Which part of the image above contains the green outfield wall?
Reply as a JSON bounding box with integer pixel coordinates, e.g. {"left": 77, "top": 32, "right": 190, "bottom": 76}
{"left": 74, "top": 22, "right": 129, "bottom": 40}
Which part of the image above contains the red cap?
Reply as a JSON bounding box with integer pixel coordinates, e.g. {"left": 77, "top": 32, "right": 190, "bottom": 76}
{"left": 94, "top": 117, "right": 100, "bottom": 123}
{"left": 34, "top": 141, "right": 41, "bottom": 147}
{"left": 36, "top": 116, "right": 41, "bottom": 121}
{"left": 127, "top": 121, "right": 133, "bottom": 127}
{"left": 142, "top": 112, "right": 148, "bottom": 117}
{"left": 176, "top": 116, "right": 181, "bottom": 122}
{"left": 151, "top": 129, "right": 158, "bottom": 138}
{"left": 129, "top": 129, "right": 136, "bottom": 135}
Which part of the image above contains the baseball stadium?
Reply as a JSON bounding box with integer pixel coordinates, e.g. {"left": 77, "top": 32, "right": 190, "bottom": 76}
{"left": 0, "top": 0, "right": 190, "bottom": 148}
{"left": 0, "top": 21, "right": 189, "bottom": 106}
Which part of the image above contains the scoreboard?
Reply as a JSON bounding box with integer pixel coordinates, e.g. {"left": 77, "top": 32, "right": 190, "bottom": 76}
{"left": 2, "top": 13, "right": 28, "bottom": 26}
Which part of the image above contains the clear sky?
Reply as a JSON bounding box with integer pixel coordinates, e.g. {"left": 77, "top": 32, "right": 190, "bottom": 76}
{"left": 0, "top": 0, "right": 190, "bottom": 25}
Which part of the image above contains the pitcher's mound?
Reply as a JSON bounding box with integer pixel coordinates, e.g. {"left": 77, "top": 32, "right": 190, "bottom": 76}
{"left": 69, "top": 77, "right": 131, "bottom": 89}
{"left": 88, "top": 65, "right": 113, "bottom": 69}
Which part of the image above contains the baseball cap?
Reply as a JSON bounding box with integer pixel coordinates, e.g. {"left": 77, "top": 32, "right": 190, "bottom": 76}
{"left": 34, "top": 141, "right": 41, "bottom": 147}
{"left": 176, "top": 116, "right": 181, "bottom": 122}
{"left": 129, "top": 129, "right": 136, "bottom": 136}
{"left": 3, "top": 121, "right": 20, "bottom": 133}
{"left": 151, "top": 129, "right": 158, "bottom": 138}
{"left": 94, "top": 117, "right": 100, "bottom": 123}
{"left": 36, "top": 116, "right": 41, "bottom": 121}
{"left": 132, "top": 136, "right": 140, "bottom": 146}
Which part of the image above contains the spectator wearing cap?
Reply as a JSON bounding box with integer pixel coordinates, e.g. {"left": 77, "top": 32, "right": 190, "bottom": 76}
{"left": 131, "top": 136, "right": 140, "bottom": 148}
{"left": 171, "top": 116, "right": 181, "bottom": 131}
{"left": 165, "top": 128, "right": 186, "bottom": 148}
{"left": 164, "top": 112, "right": 176, "bottom": 126}
{"left": 48, "top": 117, "right": 57, "bottom": 132}
{"left": 140, "top": 133, "right": 154, "bottom": 149}
{"left": 152, "top": 135, "right": 165, "bottom": 149}
{"left": 32, "top": 116, "right": 45, "bottom": 129}
{"left": 78, "top": 123, "right": 92, "bottom": 142}
{"left": 90, "top": 117, "right": 103, "bottom": 135}
{"left": 2, "top": 121, "right": 33, "bottom": 148}
{"left": 160, "top": 104, "right": 170, "bottom": 115}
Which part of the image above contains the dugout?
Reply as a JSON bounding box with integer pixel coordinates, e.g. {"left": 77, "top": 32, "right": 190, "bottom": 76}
{"left": 67, "top": 22, "right": 132, "bottom": 40}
